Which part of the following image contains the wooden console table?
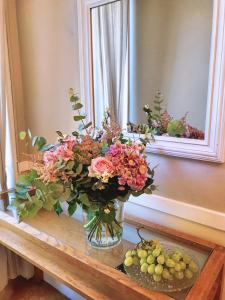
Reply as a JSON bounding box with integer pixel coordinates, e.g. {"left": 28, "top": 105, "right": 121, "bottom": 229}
{"left": 0, "top": 206, "right": 224, "bottom": 299}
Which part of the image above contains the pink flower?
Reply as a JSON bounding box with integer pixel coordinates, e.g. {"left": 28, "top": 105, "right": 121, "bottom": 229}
{"left": 56, "top": 144, "right": 74, "bottom": 161}
{"left": 107, "top": 142, "right": 149, "bottom": 191}
{"left": 43, "top": 136, "right": 76, "bottom": 163}
{"left": 89, "top": 157, "right": 115, "bottom": 182}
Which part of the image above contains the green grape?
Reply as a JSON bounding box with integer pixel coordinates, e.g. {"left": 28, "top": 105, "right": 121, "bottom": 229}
{"left": 152, "top": 248, "right": 161, "bottom": 257}
{"left": 124, "top": 257, "right": 133, "bottom": 267}
{"left": 169, "top": 268, "right": 175, "bottom": 274}
{"left": 189, "top": 261, "right": 198, "bottom": 273}
{"left": 147, "top": 255, "right": 155, "bottom": 264}
{"left": 166, "top": 258, "right": 176, "bottom": 268}
{"left": 183, "top": 255, "right": 192, "bottom": 264}
{"left": 184, "top": 269, "right": 194, "bottom": 279}
{"left": 148, "top": 264, "right": 156, "bottom": 274}
{"left": 175, "top": 250, "right": 183, "bottom": 257}
{"left": 174, "top": 263, "right": 181, "bottom": 272}
{"left": 133, "top": 256, "right": 140, "bottom": 266}
{"left": 138, "top": 250, "right": 148, "bottom": 259}
{"left": 140, "top": 258, "right": 147, "bottom": 265}
{"left": 155, "top": 264, "right": 163, "bottom": 275}
{"left": 180, "top": 261, "right": 186, "bottom": 270}
{"left": 162, "top": 269, "right": 170, "bottom": 280}
{"left": 140, "top": 263, "right": 149, "bottom": 273}
{"left": 125, "top": 250, "right": 132, "bottom": 258}
{"left": 131, "top": 250, "right": 137, "bottom": 256}
{"left": 156, "top": 245, "right": 162, "bottom": 251}
{"left": 153, "top": 274, "right": 161, "bottom": 282}
{"left": 175, "top": 271, "right": 184, "bottom": 280}
{"left": 172, "top": 253, "right": 181, "bottom": 262}
{"left": 157, "top": 255, "right": 165, "bottom": 265}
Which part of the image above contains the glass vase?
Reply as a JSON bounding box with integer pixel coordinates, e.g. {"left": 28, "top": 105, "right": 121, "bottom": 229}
{"left": 83, "top": 200, "right": 124, "bottom": 249}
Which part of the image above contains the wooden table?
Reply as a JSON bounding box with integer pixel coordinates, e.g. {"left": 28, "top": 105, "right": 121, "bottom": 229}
{"left": 0, "top": 206, "right": 224, "bottom": 300}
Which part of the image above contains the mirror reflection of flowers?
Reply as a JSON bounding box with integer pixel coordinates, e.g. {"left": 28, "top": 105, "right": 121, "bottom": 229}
{"left": 127, "top": 90, "right": 205, "bottom": 140}
{"left": 13, "top": 89, "right": 156, "bottom": 248}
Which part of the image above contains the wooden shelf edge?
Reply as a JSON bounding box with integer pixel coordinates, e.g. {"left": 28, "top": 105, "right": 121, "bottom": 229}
{"left": 186, "top": 248, "right": 225, "bottom": 300}
{"left": 124, "top": 214, "right": 218, "bottom": 251}
{"left": 0, "top": 211, "right": 172, "bottom": 300}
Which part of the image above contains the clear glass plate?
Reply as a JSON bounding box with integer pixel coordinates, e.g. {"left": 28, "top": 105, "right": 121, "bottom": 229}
{"left": 124, "top": 243, "right": 200, "bottom": 293}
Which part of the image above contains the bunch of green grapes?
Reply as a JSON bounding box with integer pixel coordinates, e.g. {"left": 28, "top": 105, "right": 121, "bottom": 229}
{"left": 124, "top": 240, "right": 199, "bottom": 283}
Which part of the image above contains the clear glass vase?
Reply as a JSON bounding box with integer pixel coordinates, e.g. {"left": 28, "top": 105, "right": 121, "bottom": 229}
{"left": 83, "top": 200, "right": 124, "bottom": 249}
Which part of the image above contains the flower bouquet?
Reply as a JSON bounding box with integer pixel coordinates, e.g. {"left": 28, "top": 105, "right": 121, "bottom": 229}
{"left": 13, "top": 90, "right": 155, "bottom": 249}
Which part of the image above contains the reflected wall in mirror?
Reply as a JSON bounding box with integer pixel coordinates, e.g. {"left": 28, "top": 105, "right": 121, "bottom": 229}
{"left": 92, "top": 0, "right": 213, "bottom": 140}
{"left": 129, "top": 0, "right": 212, "bottom": 140}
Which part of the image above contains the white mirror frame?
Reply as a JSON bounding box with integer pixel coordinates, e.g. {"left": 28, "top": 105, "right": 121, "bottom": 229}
{"left": 77, "top": 0, "right": 225, "bottom": 163}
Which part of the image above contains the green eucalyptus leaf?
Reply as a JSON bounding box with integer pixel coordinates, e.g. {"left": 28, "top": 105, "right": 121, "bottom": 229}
{"left": 43, "top": 194, "right": 57, "bottom": 211}
{"left": 68, "top": 202, "right": 77, "bottom": 216}
{"left": 32, "top": 136, "right": 38, "bottom": 147}
{"left": 76, "top": 163, "right": 83, "bottom": 175}
{"left": 167, "top": 120, "right": 186, "bottom": 137}
{"left": 48, "top": 183, "right": 64, "bottom": 199}
{"left": 70, "top": 95, "right": 80, "bottom": 102}
{"left": 28, "top": 128, "right": 32, "bottom": 139}
{"left": 72, "top": 131, "right": 79, "bottom": 137}
{"left": 41, "top": 144, "right": 55, "bottom": 152}
{"left": 79, "top": 122, "right": 92, "bottom": 131}
{"left": 36, "top": 137, "right": 47, "bottom": 150}
{"left": 66, "top": 161, "right": 75, "bottom": 171}
{"left": 59, "top": 188, "right": 71, "bottom": 202}
{"left": 78, "top": 193, "right": 90, "bottom": 207}
{"left": 74, "top": 115, "right": 86, "bottom": 121}
{"left": 73, "top": 102, "right": 83, "bottom": 110}
{"left": 54, "top": 201, "right": 63, "bottom": 216}
{"left": 17, "top": 170, "right": 38, "bottom": 186}
{"left": 56, "top": 131, "right": 64, "bottom": 138}
{"left": 34, "top": 180, "right": 48, "bottom": 193}
{"left": 19, "top": 131, "right": 27, "bottom": 140}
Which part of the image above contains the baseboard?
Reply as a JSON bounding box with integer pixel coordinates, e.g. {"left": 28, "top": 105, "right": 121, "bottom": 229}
{"left": 129, "top": 194, "right": 225, "bottom": 232}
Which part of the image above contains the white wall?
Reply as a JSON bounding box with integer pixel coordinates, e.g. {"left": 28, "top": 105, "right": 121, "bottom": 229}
{"left": 130, "top": 0, "right": 212, "bottom": 130}
{"left": 16, "top": 0, "right": 80, "bottom": 144}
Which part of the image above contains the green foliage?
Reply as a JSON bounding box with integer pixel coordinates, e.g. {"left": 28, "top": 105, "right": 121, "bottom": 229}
{"left": 19, "top": 131, "right": 27, "bottom": 140}
{"left": 54, "top": 201, "right": 63, "bottom": 216}
{"left": 68, "top": 202, "right": 77, "bottom": 216}
{"left": 167, "top": 120, "right": 186, "bottom": 137}
{"left": 56, "top": 131, "right": 64, "bottom": 138}
{"left": 14, "top": 89, "right": 156, "bottom": 226}
{"left": 73, "top": 102, "right": 83, "bottom": 110}
{"left": 13, "top": 170, "right": 75, "bottom": 220}
{"left": 78, "top": 192, "right": 90, "bottom": 207}
{"left": 153, "top": 90, "right": 164, "bottom": 118}
{"left": 100, "top": 207, "right": 116, "bottom": 224}
{"left": 19, "top": 129, "right": 48, "bottom": 151}
{"left": 74, "top": 115, "right": 86, "bottom": 121}
{"left": 32, "top": 136, "right": 47, "bottom": 150}
{"left": 17, "top": 170, "right": 38, "bottom": 186}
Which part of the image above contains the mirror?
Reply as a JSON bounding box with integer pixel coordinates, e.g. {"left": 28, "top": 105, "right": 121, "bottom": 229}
{"left": 78, "top": 0, "right": 225, "bottom": 162}
{"left": 91, "top": 0, "right": 213, "bottom": 140}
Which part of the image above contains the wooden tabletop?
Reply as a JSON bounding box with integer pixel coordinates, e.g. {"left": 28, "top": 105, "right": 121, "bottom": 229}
{"left": 0, "top": 209, "right": 224, "bottom": 300}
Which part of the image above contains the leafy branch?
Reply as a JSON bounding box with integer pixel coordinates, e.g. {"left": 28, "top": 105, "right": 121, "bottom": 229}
{"left": 69, "top": 88, "right": 92, "bottom": 134}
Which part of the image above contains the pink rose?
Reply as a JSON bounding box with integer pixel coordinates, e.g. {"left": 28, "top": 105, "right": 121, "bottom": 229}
{"left": 89, "top": 157, "right": 115, "bottom": 182}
